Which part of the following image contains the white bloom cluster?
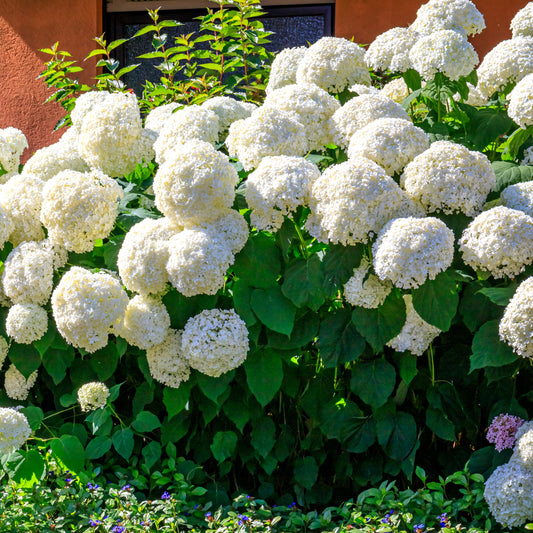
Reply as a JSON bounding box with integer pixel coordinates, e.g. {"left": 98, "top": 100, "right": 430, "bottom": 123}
{"left": 201, "top": 96, "right": 256, "bottom": 136}
{"left": 296, "top": 37, "right": 371, "bottom": 93}
{"left": 523, "top": 146, "right": 533, "bottom": 166}
{"left": 409, "top": 30, "right": 478, "bottom": 81}
{"left": 457, "top": 82, "right": 487, "bottom": 106}
{"left": 262, "top": 84, "right": 340, "bottom": 151}
{"left": 332, "top": 94, "right": 410, "bottom": 148}
{"left": 511, "top": 2, "right": 533, "bottom": 38}
{"left": 400, "top": 140, "right": 496, "bottom": 216}
{"left": 154, "top": 140, "right": 238, "bottom": 227}
{"left": 459, "top": 206, "right": 533, "bottom": 278}
{"left": 144, "top": 102, "right": 181, "bottom": 134}
{"left": 0, "top": 127, "right": 28, "bottom": 174}
{"left": 181, "top": 308, "right": 249, "bottom": 377}
{"left": 51, "top": 266, "right": 129, "bottom": 353}
{"left": 77, "top": 382, "right": 110, "bottom": 412}
{"left": 349, "top": 84, "right": 380, "bottom": 96}
{"left": 501, "top": 181, "right": 533, "bottom": 216}
{"left": 4, "top": 365, "right": 38, "bottom": 401}
{"left": 477, "top": 37, "right": 533, "bottom": 97}
{"left": 226, "top": 107, "right": 308, "bottom": 171}
{"left": 198, "top": 210, "right": 249, "bottom": 254}
{"left": 41, "top": 169, "right": 123, "bottom": 253}
{"left": 387, "top": 294, "right": 441, "bottom": 355}
{"left": 348, "top": 118, "right": 429, "bottom": 176}
{"left": 380, "top": 78, "right": 410, "bottom": 103}
{"left": 373, "top": 217, "right": 454, "bottom": 289}
{"left": 365, "top": 27, "right": 419, "bottom": 73}
{"left": 0, "top": 407, "right": 31, "bottom": 455}
{"left": 508, "top": 73, "right": 533, "bottom": 128}
{"left": 153, "top": 105, "right": 219, "bottom": 165}
{"left": 116, "top": 295, "right": 170, "bottom": 350}
{"left": 245, "top": 156, "right": 320, "bottom": 231}
{"left": 70, "top": 91, "right": 111, "bottom": 133}
{"left": 6, "top": 303, "right": 48, "bottom": 344}
{"left": 513, "top": 425, "right": 533, "bottom": 470}
{"left": 0, "top": 337, "right": 8, "bottom": 371}
{"left": 146, "top": 329, "right": 190, "bottom": 388}
{"left": 343, "top": 256, "right": 392, "bottom": 309}
{"left": 266, "top": 46, "right": 306, "bottom": 94}
{"left": 305, "top": 157, "right": 417, "bottom": 245}
{"left": 0, "top": 205, "right": 14, "bottom": 249}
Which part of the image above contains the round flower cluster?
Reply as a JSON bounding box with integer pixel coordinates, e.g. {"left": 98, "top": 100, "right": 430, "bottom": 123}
{"left": 52, "top": 266, "right": 129, "bottom": 353}
{"left": 455, "top": 82, "right": 487, "bottom": 106}
{"left": 305, "top": 157, "right": 417, "bottom": 245}
{"left": 350, "top": 84, "right": 380, "bottom": 96}
{"left": 508, "top": 73, "right": 533, "bottom": 129}
{"left": 146, "top": 329, "right": 190, "bottom": 389}
{"left": 0, "top": 408, "right": 31, "bottom": 456}
{"left": 332, "top": 94, "right": 410, "bottom": 148}
{"left": 77, "top": 382, "right": 110, "bottom": 412}
{"left": 511, "top": 2, "right": 533, "bottom": 38}
{"left": 511, "top": 423, "right": 533, "bottom": 470}
{"left": 343, "top": 256, "right": 392, "bottom": 309}
{"left": 380, "top": 77, "right": 410, "bottom": 103}
{"left": 154, "top": 140, "right": 238, "bottom": 227}
{"left": 0, "top": 337, "right": 8, "bottom": 371}
{"left": 409, "top": 30, "right": 478, "bottom": 81}
{"left": 6, "top": 303, "right": 48, "bottom": 344}
{"left": 41, "top": 169, "right": 123, "bottom": 253}
{"left": 265, "top": 46, "right": 306, "bottom": 94}
{"left": 181, "top": 308, "right": 249, "bottom": 377}
{"left": 365, "top": 27, "right": 419, "bottom": 73}
{"left": 487, "top": 413, "right": 526, "bottom": 452}
{"left": 226, "top": 107, "right": 308, "bottom": 171}
{"left": 477, "top": 37, "right": 533, "bottom": 97}
{"left": 373, "top": 217, "right": 455, "bottom": 289}
{"left": 348, "top": 118, "right": 430, "bottom": 176}
{"left": 245, "top": 156, "right": 320, "bottom": 232}
{"left": 501, "top": 181, "right": 533, "bottom": 216}
{"left": 459, "top": 206, "right": 533, "bottom": 279}
{"left": 70, "top": 91, "right": 111, "bottom": 133}
{"left": 198, "top": 209, "right": 249, "bottom": 254}
{"left": 0, "top": 127, "right": 28, "bottom": 174}
{"left": 262, "top": 84, "right": 340, "bottom": 151}
{"left": 387, "top": 294, "right": 442, "bottom": 355}
{"left": 4, "top": 365, "right": 38, "bottom": 401}
{"left": 400, "top": 140, "right": 496, "bottom": 216}
{"left": 144, "top": 102, "right": 181, "bottom": 134}
{"left": 296, "top": 37, "right": 371, "bottom": 93}
{"left": 522, "top": 146, "right": 533, "bottom": 166}
{"left": 201, "top": 96, "right": 256, "bottom": 136}
{"left": 0, "top": 205, "right": 13, "bottom": 249}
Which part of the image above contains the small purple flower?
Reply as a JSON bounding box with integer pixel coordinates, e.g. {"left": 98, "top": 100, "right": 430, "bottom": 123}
{"left": 121, "top": 484, "right": 132, "bottom": 491}
{"left": 413, "top": 524, "right": 425, "bottom": 533}
{"left": 437, "top": 513, "right": 450, "bottom": 527}
{"left": 205, "top": 512, "right": 212, "bottom": 520}
{"left": 89, "top": 518, "right": 102, "bottom": 527}
{"left": 161, "top": 491, "right": 171, "bottom": 500}
{"left": 111, "top": 527, "right": 125, "bottom": 533}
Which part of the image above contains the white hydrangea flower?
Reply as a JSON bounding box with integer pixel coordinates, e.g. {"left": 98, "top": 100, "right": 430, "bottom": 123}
{"left": 332, "top": 94, "right": 410, "bottom": 148}
{"left": 146, "top": 329, "right": 190, "bottom": 389}
{"left": 0, "top": 128, "right": 28, "bottom": 174}
{"left": 154, "top": 140, "right": 237, "bottom": 227}
{"left": 153, "top": 105, "right": 219, "bottom": 165}
{"left": 245, "top": 156, "right": 320, "bottom": 232}
{"left": 266, "top": 46, "right": 306, "bottom": 94}
{"left": 4, "top": 365, "right": 38, "bottom": 401}
{"left": 181, "top": 308, "right": 249, "bottom": 377}
{"left": 453, "top": 81, "right": 487, "bottom": 106}
{"left": 409, "top": 30, "right": 478, "bottom": 81}
{"left": 349, "top": 83, "right": 380, "bottom": 96}
{"left": 512, "top": 425, "right": 533, "bottom": 471}
{"left": 508, "top": 73, "right": 533, "bottom": 129}
{"left": 365, "top": 27, "right": 419, "bottom": 73}
{"left": 501, "top": 181, "right": 533, "bottom": 216}
{"left": 484, "top": 462, "right": 533, "bottom": 528}
{"left": 0, "top": 337, "right": 8, "bottom": 371}
{"left": 305, "top": 157, "right": 419, "bottom": 245}
{"left": 373, "top": 217, "right": 454, "bottom": 289}
{"left": 511, "top": 2, "right": 533, "bottom": 38}
{"left": 296, "top": 37, "right": 371, "bottom": 93}
{"left": 116, "top": 295, "right": 170, "bottom": 350}
{"left": 41, "top": 169, "right": 123, "bottom": 253}
{"left": 459, "top": 206, "right": 533, "bottom": 279}
{"left": 40, "top": 239, "right": 69, "bottom": 271}
{"left": 144, "top": 102, "right": 181, "bottom": 134}
{"left": 77, "top": 382, "right": 110, "bottom": 412}
{"left": 477, "top": 37, "right": 533, "bottom": 97}
{"left": 70, "top": 91, "right": 112, "bottom": 132}
{"left": 0, "top": 407, "right": 31, "bottom": 455}
{"left": 2, "top": 241, "right": 55, "bottom": 305}
{"left": 380, "top": 77, "right": 410, "bottom": 104}
{"left": 0, "top": 173, "right": 45, "bottom": 246}
{"left": 0, "top": 204, "right": 14, "bottom": 249}
{"left": 166, "top": 229, "right": 233, "bottom": 297}
{"left": 117, "top": 217, "right": 181, "bottom": 295}
{"left": 226, "top": 107, "right": 308, "bottom": 171}
{"left": 523, "top": 146, "right": 533, "bottom": 166}
{"left": 262, "top": 84, "right": 340, "bottom": 151}
{"left": 6, "top": 304, "right": 48, "bottom": 344}
{"left": 51, "top": 266, "right": 129, "bottom": 353}
{"left": 343, "top": 256, "right": 392, "bottom": 309}
{"left": 201, "top": 96, "right": 256, "bottom": 136}
{"left": 400, "top": 140, "right": 496, "bottom": 216}
{"left": 198, "top": 209, "right": 249, "bottom": 254}
{"left": 347, "top": 118, "right": 429, "bottom": 176}
{"left": 387, "top": 294, "right": 441, "bottom": 355}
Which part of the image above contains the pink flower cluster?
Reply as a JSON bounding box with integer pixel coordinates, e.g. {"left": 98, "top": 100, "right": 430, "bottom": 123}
{"left": 486, "top": 413, "right": 526, "bottom": 452}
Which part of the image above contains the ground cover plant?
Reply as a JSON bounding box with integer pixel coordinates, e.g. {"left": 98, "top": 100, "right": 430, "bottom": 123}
{"left": 1, "top": 0, "right": 533, "bottom": 529}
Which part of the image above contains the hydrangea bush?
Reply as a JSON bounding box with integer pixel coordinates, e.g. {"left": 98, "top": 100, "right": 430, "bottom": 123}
{"left": 2, "top": 0, "right": 533, "bottom": 528}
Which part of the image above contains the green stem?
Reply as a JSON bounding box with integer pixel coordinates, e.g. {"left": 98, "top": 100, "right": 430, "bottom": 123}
{"left": 42, "top": 406, "right": 76, "bottom": 421}
{"left": 428, "top": 343, "right": 435, "bottom": 385}
{"left": 292, "top": 218, "right": 309, "bottom": 259}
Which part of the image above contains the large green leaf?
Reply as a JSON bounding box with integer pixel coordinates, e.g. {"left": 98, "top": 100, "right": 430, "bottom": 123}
{"left": 251, "top": 286, "right": 296, "bottom": 335}
{"left": 163, "top": 381, "right": 192, "bottom": 419}
{"left": 10, "top": 449, "right": 46, "bottom": 488}
{"left": 245, "top": 349, "right": 283, "bottom": 407}
{"left": 341, "top": 416, "right": 376, "bottom": 453}
{"left": 50, "top": 435, "right": 86, "bottom": 473}
{"left": 223, "top": 390, "right": 251, "bottom": 433}
{"left": 321, "top": 244, "right": 364, "bottom": 298}
{"left": 492, "top": 161, "right": 533, "bottom": 193}
{"left": 85, "top": 435, "right": 112, "bottom": 460}
{"left": 90, "top": 344, "right": 119, "bottom": 381}
{"left": 132, "top": 411, "right": 161, "bottom": 433}
{"left": 211, "top": 431, "right": 237, "bottom": 462}
{"left": 42, "top": 346, "right": 75, "bottom": 385}
{"left": 382, "top": 411, "right": 417, "bottom": 462}
{"left": 461, "top": 106, "right": 514, "bottom": 151}
{"left": 350, "top": 359, "right": 396, "bottom": 409}
{"left": 142, "top": 441, "right": 162, "bottom": 470}
{"left": 251, "top": 417, "right": 276, "bottom": 458}
{"left": 112, "top": 427, "right": 135, "bottom": 461}
{"left": 162, "top": 290, "right": 218, "bottom": 330}
{"left": 470, "top": 320, "right": 518, "bottom": 371}
{"left": 319, "top": 400, "right": 363, "bottom": 441}
{"left": 477, "top": 285, "right": 517, "bottom": 306}
{"left": 267, "top": 312, "right": 319, "bottom": 351}
{"left": 294, "top": 456, "right": 318, "bottom": 490}
{"left": 232, "top": 279, "right": 257, "bottom": 326}
{"left": 282, "top": 255, "right": 326, "bottom": 311}
{"left": 20, "top": 406, "right": 43, "bottom": 432}
{"left": 197, "top": 371, "right": 234, "bottom": 404}
{"left": 9, "top": 343, "right": 41, "bottom": 379}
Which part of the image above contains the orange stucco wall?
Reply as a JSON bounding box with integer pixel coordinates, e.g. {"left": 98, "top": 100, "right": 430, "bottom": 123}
{"left": 0, "top": 0, "right": 101, "bottom": 162}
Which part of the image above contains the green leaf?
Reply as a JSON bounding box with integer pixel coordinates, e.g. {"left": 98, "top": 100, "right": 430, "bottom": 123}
{"left": 426, "top": 408, "right": 456, "bottom": 441}
{"left": 85, "top": 436, "right": 112, "bottom": 460}
{"left": 132, "top": 411, "right": 161, "bottom": 433}
{"left": 470, "top": 320, "right": 518, "bottom": 371}
{"left": 20, "top": 406, "right": 43, "bottom": 432}
{"left": 163, "top": 381, "right": 192, "bottom": 419}
{"left": 393, "top": 352, "right": 418, "bottom": 386}
{"left": 90, "top": 344, "right": 119, "bottom": 381}
{"left": 461, "top": 106, "right": 514, "bottom": 150}
{"left": 112, "top": 427, "right": 135, "bottom": 461}
{"left": 382, "top": 411, "right": 417, "bottom": 462}
{"left": 502, "top": 125, "right": 533, "bottom": 159}
{"left": 492, "top": 161, "right": 533, "bottom": 193}
{"left": 42, "top": 346, "right": 75, "bottom": 385}
{"left": 268, "top": 312, "right": 320, "bottom": 351}
{"left": 251, "top": 417, "right": 276, "bottom": 458}
{"left": 319, "top": 400, "right": 363, "bottom": 441}
{"left": 162, "top": 290, "right": 218, "bottom": 330}
{"left": 294, "top": 456, "right": 318, "bottom": 490}
{"left": 9, "top": 343, "right": 41, "bottom": 379}
{"left": 245, "top": 349, "right": 283, "bottom": 407}
{"left": 352, "top": 291, "right": 406, "bottom": 352}
{"left": 411, "top": 271, "right": 459, "bottom": 331}
{"left": 251, "top": 286, "right": 296, "bottom": 336}
{"left": 50, "top": 435, "right": 85, "bottom": 473}
{"left": 211, "top": 431, "right": 237, "bottom": 462}
{"left": 107, "top": 38, "right": 128, "bottom": 52}
{"left": 402, "top": 69, "right": 422, "bottom": 91}
{"left": 477, "top": 285, "right": 517, "bottom": 306}
{"left": 351, "top": 359, "right": 396, "bottom": 409}
{"left": 281, "top": 255, "right": 325, "bottom": 311}
{"left": 10, "top": 449, "right": 46, "bottom": 487}
{"left": 222, "top": 390, "right": 251, "bottom": 433}
{"left": 142, "top": 441, "right": 162, "bottom": 470}
{"left": 132, "top": 382, "right": 154, "bottom": 416}
{"left": 232, "top": 279, "right": 257, "bottom": 326}
{"left": 197, "top": 371, "right": 234, "bottom": 404}
{"left": 33, "top": 322, "right": 56, "bottom": 356}
{"left": 321, "top": 244, "right": 364, "bottom": 298}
